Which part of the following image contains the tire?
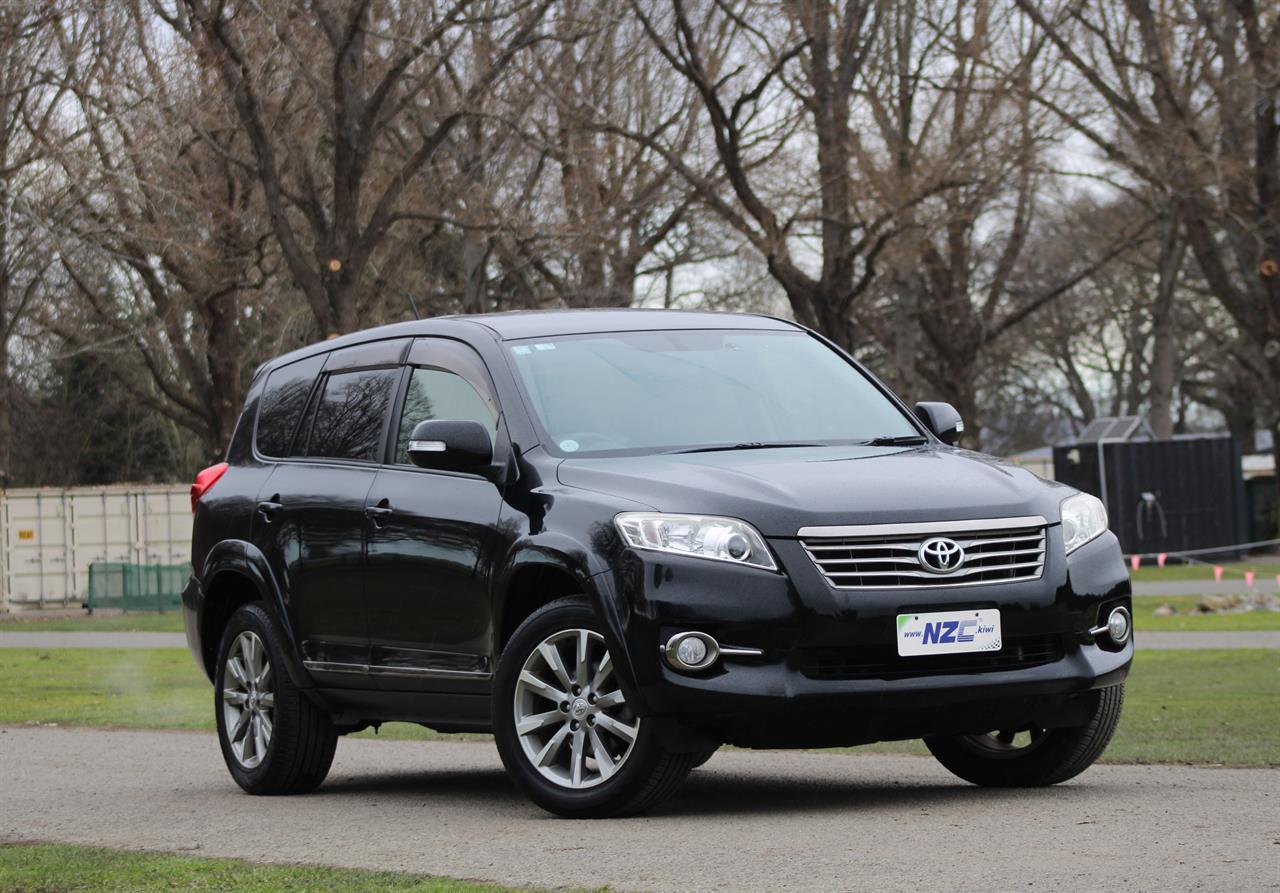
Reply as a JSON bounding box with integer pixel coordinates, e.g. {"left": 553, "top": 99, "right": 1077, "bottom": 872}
{"left": 214, "top": 603, "right": 338, "bottom": 795}
{"left": 492, "top": 597, "right": 697, "bottom": 818}
{"left": 690, "top": 746, "right": 719, "bottom": 769}
{"left": 924, "top": 684, "right": 1125, "bottom": 787}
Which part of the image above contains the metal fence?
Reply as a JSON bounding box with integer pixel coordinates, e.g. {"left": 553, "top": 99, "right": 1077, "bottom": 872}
{"left": 0, "top": 485, "right": 192, "bottom": 612}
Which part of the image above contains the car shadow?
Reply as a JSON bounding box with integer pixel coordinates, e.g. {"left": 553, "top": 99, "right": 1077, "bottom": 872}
{"left": 313, "top": 761, "right": 1094, "bottom": 819}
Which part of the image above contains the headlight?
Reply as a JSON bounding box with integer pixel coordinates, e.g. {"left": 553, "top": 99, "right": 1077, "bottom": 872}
{"left": 1060, "top": 492, "right": 1108, "bottom": 554}
{"left": 614, "top": 513, "right": 777, "bottom": 570}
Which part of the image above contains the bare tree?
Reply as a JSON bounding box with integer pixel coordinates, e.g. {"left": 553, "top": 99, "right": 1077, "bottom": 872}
{"left": 1018, "top": 0, "right": 1280, "bottom": 438}
{"left": 509, "top": 0, "right": 708, "bottom": 308}
{"left": 0, "top": 4, "right": 61, "bottom": 482}
{"left": 44, "top": 3, "right": 276, "bottom": 459}
{"left": 630, "top": 0, "right": 903, "bottom": 348}
{"left": 167, "top": 0, "right": 554, "bottom": 336}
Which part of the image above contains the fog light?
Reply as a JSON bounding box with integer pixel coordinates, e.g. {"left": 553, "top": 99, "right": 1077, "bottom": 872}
{"left": 664, "top": 632, "right": 720, "bottom": 672}
{"left": 1107, "top": 607, "right": 1131, "bottom": 644}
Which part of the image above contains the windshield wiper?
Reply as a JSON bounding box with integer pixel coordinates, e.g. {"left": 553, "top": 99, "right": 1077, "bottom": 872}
{"left": 859, "top": 434, "right": 929, "bottom": 447}
{"left": 669, "top": 441, "right": 825, "bottom": 455}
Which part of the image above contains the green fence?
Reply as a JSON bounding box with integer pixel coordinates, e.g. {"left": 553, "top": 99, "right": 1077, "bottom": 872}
{"left": 87, "top": 562, "right": 189, "bottom": 613}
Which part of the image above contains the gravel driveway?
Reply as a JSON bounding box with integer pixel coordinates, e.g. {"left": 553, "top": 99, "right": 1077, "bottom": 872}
{"left": 2, "top": 726, "right": 1276, "bottom": 892}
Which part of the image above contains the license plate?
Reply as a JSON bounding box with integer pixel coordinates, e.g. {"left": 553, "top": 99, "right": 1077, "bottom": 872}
{"left": 896, "top": 609, "right": 1001, "bottom": 657}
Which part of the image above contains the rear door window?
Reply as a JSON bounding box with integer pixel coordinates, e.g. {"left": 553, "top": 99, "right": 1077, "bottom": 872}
{"left": 255, "top": 355, "right": 325, "bottom": 458}
{"left": 304, "top": 368, "right": 400, "bottom": 462}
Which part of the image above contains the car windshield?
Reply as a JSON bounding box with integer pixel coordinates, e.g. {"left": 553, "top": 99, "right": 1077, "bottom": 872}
{"left": 507, "top": 329, "right": 920, "bottom": 455}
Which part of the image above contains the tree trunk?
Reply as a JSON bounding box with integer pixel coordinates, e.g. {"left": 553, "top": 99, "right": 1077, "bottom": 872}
{"left": 1148, "top": 217, "right": 1184, "bottom": 438}
{"left": 204, "top": 288, "right": 243, "bottom": 459}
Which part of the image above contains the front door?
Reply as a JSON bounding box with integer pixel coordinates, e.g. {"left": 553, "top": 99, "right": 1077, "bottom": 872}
{"left": 363, "top": 338, "right": 505, "bottom": 688}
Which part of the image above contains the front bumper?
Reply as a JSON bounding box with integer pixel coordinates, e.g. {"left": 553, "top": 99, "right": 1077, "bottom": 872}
{"left": 602, "top": 528, "right": 1133, "bottom": 748}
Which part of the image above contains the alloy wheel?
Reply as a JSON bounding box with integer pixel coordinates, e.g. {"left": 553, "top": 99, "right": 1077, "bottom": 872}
{"left": 513, "top": 628, "right": 639, "bottom": 789}
{"left": 222, "top": 630, "right": 274, "bottom": 769}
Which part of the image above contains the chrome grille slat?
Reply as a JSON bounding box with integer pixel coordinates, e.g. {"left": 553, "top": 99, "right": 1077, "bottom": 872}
{"left": 802, "top": 520, "right": 1048, "bottom": 590}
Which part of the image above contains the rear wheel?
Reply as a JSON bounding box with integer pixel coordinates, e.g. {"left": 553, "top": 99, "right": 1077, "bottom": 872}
{"left": 215, "top": 603, "right": 337, "bottom": 794}
{"left": 690, "top": 746, "right": 719, "bottom": 769}
{"left": 493, "top": 597, "right": 696, "bottom": 818}
{"left": 925, "top": 684, "right": 1124, "bottom": 787}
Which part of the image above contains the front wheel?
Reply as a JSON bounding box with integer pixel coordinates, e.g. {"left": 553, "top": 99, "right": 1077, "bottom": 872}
{"left": 925, "top": 684, "right": 1125, "bottom": 787}
{"left": 492, "top": 597, "right": 697, "bottom": 818}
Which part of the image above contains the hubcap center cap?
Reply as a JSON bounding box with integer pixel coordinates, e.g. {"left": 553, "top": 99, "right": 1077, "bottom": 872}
{"left": 570, "top": 698, "right": 589, "bottom": 718}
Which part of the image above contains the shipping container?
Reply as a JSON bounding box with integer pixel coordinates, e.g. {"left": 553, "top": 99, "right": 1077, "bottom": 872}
{"left": 1052, "top": 435, "right": 1247, "bottom": 556}
{"left": 0, "top": 485, "right": 191, "bottom": 611}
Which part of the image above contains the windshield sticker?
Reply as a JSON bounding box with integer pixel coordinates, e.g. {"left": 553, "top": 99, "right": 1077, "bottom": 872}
{"left": 534, "top": 342, "right": 556, "bottom": 351}
{"left": 512, "top": 345, "right": 532, "bottom": 355}
{"left": 559, "top": 439, "right": 580, "bottom": 452}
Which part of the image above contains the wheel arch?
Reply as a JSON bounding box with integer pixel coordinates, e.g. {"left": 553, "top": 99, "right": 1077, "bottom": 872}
{"left": 199, "top": 541, "right": 311, "bottom": 690}
{"left": 493, "top": 541, "right": 644, "bottom": 711}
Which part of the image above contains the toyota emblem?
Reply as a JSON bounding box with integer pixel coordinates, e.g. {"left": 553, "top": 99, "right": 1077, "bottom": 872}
{"left": 918, "top": 536, "right": 965, "bottom": 574}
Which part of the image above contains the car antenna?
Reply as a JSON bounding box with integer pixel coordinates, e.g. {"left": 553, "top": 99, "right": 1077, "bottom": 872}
{"left": 405, "top": 291, "right": 422, "bottom": 320}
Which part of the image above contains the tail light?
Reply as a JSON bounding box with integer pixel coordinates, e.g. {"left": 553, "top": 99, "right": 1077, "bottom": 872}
{"left": 191, "top": 462, "right": 230, "bottom": 513}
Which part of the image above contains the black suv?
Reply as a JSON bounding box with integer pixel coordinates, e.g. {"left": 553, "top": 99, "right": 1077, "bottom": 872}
{"left": 184, "top": 310, "right": 1132, "bottom": 817}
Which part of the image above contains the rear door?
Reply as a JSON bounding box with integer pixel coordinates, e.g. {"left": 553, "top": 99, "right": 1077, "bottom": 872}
{"left": 252, "top": 340, "right": 407, "bottom": 677}
{"left": 363, "top": 337, "right": 506, "bottom": 688}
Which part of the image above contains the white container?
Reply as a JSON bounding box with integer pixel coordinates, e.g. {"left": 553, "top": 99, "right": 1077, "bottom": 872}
{"left": 0, "top": 484, "right": 192, "bottom": 611}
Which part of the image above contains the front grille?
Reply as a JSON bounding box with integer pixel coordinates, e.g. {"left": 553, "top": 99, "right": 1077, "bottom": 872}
{"left": 800, "top": 518, "right": 1048, "bottom": 589}
{"left": 798, "top": 636, "right": 1064, "bottom": 681}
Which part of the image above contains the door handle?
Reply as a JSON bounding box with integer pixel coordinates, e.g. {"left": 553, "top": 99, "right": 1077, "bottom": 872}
{"left": 366, "top": 499, "right": 393, "bottom": 528}
{"left": 257, "top": 496, "right": 283, "bottom": 523}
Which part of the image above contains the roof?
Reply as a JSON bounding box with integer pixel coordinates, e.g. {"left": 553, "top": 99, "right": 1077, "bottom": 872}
{"left": 452, "top": 308, "right": 798, "bottom": 340}
{"left": 255, "top": 309, "right": 801, "bottom": 376}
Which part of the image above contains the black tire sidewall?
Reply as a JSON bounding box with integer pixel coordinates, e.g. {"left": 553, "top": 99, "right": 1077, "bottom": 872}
{"left": 492, "top": 598, "right": 669, "bottom": 816}
{"left": 925, "top": 684, "right": 1125, "bottom": 787}
{"left": 213, "top": 603, "right": 302, "bottom": 792}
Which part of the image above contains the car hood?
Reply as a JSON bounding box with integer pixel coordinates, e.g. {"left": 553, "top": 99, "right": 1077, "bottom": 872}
{"left": 556, "top": 445, "right": 1068, "bottom": 537}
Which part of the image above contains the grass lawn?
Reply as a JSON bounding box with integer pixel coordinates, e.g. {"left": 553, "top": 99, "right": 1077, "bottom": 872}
{"left": 2, "top": 646, "right": 1276, "bottom": 764}
{"left": 0, "top": 612, "right": 185, "bottom": 633}
{"left": 0, "top": 842, "right": 600, "bottom": 893}
{"left": 1132, "top": 595, "right": 1280, "bottom": 631}
{"left": 1130, "top": 557, "right": 1280, "bottom": 584}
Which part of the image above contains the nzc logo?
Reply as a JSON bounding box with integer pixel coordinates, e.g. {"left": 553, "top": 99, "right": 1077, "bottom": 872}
{"left": 923, "top": 619, "right": 979, "bottom": 645}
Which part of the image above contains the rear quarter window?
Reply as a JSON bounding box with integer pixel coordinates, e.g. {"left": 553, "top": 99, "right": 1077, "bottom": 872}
{"left": 255, "top": 355, "right": 325, "bottom": 458}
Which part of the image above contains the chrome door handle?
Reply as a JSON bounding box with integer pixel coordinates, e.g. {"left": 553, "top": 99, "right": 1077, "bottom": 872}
{"left": 256, "top": 499, "right": 283, "bottom": 522}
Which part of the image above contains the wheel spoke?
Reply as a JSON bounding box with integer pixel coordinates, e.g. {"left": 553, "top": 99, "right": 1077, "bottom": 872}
{"left": 536, "top": 644, "right": 574, "bottom": 691}
{"left": 243, "top": 635, "right": 261, "bottom": 681}
{"left": 593, "top": 688, "right": 625, "bottom": 709}
{"left": 259, "top": 692, "right": 275, "bottom": 710}
{"left": 253, "top": 714, "right": 269, "bottom": 757}
{"left": 230, "top": 706, "right": 252, "bottom": 743}
{"left": 516, "top": 710, "right": 564, "bottom": 736}
{"left": 240, "top": 718, "right": 255, "bottom": 761}
{"left": 257, "top": 711, "right": 273, "bottom": 741}
{"left": 570, "top": 727, "right": 586, "bottom": 787}
{"left": 587, "top": 727, "right": 617, "bottom": 780}
{"left": 575, "top": 630, "right": 590, "bottom": 689}
{"left": 518, "top": 670, "right": 569, "bottom": 704}
{"left": 222, "top": 689, "right": 248, "bottom": 706}
{"left": 255, "top": 662, "right": 272, "bottom": 690}
{"left": 590, "top": 651, "right": 613, "bottom": 691}
{"left": 536, "top": 723, "right": 571, "bottom": 768}
{"left": 226, "top": 657, "right": 249, "bottom": 687}
{"left": 594, "top": 712, "right": 637, "bottom": 743}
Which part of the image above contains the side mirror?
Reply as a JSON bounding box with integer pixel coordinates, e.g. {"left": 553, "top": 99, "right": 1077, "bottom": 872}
{"left": 914, "top": 402, "right": 965, "bottom": 445}
{"left": 408, "top": 420, "right": 493, "bottom": 472}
